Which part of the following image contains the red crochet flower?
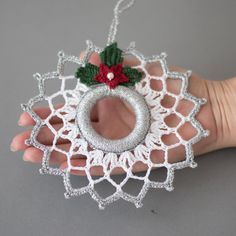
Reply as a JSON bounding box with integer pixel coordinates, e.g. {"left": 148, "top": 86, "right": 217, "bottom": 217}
{"left": 95, "top": 63, "right": 129, "bottom": 89}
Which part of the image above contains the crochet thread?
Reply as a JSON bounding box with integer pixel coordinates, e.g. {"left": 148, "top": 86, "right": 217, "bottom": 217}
{"left": 21, "top": 0, "right": 209, "bottom": 209}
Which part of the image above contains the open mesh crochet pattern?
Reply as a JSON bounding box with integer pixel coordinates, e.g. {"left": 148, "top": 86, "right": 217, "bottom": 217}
{"left": 21, "top": 40, "right": 209, "bottom": 209}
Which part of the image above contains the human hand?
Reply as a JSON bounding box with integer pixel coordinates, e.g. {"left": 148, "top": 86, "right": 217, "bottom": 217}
{"left": 11, "top": 53, "right": 236, "bottom": 175}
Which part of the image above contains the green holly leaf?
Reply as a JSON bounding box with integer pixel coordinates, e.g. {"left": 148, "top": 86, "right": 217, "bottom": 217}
{"left": 75, "top": 63, "right": 99, "bottom": 87}
{"left": 100, "top": 42, "right": 123, "bottom": 67}
{"left": 122, "top": 66, "right": 143, "bottom": 87}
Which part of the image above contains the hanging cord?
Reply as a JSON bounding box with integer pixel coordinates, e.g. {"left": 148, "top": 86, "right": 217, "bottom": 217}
{"left": 107, "top": 0, "right": 135, "bottom": 45}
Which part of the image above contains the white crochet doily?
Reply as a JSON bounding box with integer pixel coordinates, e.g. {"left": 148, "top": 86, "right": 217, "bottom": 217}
{"left": 21, "top": 0, "right": 209, "bottom": 209}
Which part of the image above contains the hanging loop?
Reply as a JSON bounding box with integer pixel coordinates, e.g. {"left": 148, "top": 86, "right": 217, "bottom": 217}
{"left": 107, "top": 0, "right": 135, "bottom": 45}
{"left": 116, "top": 0, "right": 135, "bottom": 13}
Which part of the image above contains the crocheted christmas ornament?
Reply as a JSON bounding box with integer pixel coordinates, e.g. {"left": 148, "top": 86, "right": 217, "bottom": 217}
{"left": 21, "top": 0, "right": 209, "bottom": 209}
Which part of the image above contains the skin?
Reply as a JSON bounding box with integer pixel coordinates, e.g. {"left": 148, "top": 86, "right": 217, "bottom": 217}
{"left": 10, "top": 52, "right": 236, "bottom": 176}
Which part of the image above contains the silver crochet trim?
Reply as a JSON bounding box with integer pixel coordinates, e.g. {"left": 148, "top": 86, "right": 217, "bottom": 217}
{"left": 76, "top": 85, "right": 150, "bottom": 153}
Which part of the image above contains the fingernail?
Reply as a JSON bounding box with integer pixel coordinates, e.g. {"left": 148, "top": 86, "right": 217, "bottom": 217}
{"left": 10, "top": 144, "right": 17, "bottom": 152}
{"left": 23, "top": 154, "right": 30, "bottom": 162}
{"left": 18, "top": 119, "right": 23, "bottom": 126}
{"left": 10, "top": 139, "right": 20, "bottom": 152}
